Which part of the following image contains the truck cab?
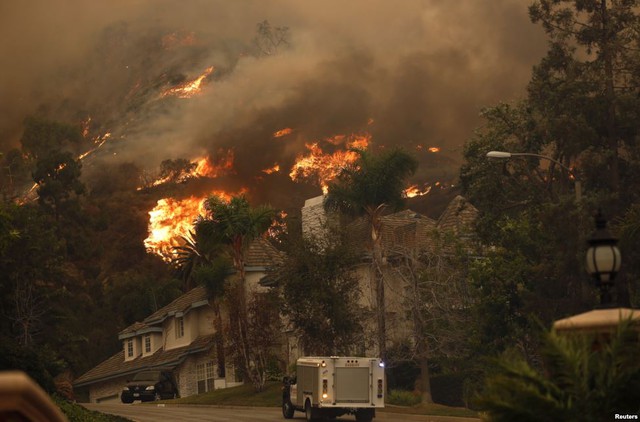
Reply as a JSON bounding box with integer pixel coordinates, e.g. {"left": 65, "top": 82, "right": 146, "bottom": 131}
{"left": 282, "top": 356, "right": 385, "bottom": 422}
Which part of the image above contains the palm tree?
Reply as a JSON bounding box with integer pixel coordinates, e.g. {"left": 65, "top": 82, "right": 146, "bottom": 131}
{"left": 324, "top": 148, "right": 418, "bottom": 362}
{"left": 172, "top": 228, "right": 231, "bottom": 380}
{"left": 195, "top": 194, "right": 275, "bottom": 390}
{"left": 475, "top": 319, "right": 640, "bottom": 421}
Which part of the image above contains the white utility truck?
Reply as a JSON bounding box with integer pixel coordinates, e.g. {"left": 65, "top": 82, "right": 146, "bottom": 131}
{"left": 282, "top": 356, "right": 385, "bottom": 422}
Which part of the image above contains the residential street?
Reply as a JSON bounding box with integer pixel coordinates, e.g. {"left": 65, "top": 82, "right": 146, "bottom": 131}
{"left": 83, "top": 403, "right": 481, "bottom": 422}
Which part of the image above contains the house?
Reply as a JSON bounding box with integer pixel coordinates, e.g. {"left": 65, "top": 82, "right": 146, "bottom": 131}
{"left": 297, "top": 194, "right": 479, "bottom": 356}
{"left": 73, "top": 237, "right": 283, "bottom": 403}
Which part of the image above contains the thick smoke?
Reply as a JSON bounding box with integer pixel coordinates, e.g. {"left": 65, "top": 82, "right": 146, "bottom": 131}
{"left": 0, "top": 0, "right": 547, "bottom": 208}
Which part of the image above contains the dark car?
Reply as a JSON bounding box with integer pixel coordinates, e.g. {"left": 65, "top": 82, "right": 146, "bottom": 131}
{"left": 120, "top": 369, "right": 179, "bottom": 403}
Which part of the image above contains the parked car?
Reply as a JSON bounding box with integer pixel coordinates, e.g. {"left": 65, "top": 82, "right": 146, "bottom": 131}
{"left": 121, "top": 369, "right": 179, "bottom": 403}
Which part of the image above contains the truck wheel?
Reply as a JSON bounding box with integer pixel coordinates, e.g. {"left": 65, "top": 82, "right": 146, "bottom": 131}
{"left": 355, "top": 409, "right": 374, "bottom": 422}
{"left": 304, "top": 399, "right": 315, "bottom": 421}
{"left": 282, "top": 398, "right": 294, "bottom": 419}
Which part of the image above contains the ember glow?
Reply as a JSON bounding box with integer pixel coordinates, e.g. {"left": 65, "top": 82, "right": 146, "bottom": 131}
{"left": 289, "top": 133, "right": 371, "bottom": 194}
{"left": 78, "top": 132, "right": 112, "bottom": 160}
{"left": 273, "top": 128, "right": 293, "bottom": 138}
{"left": 403, "top": 184, "right": 432, "bottom": 198}
{"left": 428, "top": 147, "right": 441, "bottom": 153}
{"left": 262, "top": 163, "right": 280, "bottom": 174}
{"left": 161, "top": 66, "right": 214, "bottom": 98}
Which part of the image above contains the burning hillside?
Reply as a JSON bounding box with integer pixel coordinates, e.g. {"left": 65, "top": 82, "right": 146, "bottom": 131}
{"left": 0, "top": 1, "right": 541, "bottom": 257}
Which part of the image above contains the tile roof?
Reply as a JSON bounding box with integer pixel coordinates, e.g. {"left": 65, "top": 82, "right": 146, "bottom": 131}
{"left": 343, "top": 196, "right": 478, "bottom": 256}
{"left": 436, "top": 195, "right": 479, "bottom": 234}
{"left": 73, "top": 334, "right": 216, "bottom": 388}
{"left": 142, "top": 286, "right": 210, "bottom": 326}
{"left": 245, "top": 237, "right": 284, "bottom": 267}
{"left": 347, "top": 209, "right": 438, "bottom": 255}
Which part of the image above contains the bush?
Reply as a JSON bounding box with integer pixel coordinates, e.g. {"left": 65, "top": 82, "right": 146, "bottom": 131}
{"left": 53, "top": 395, "right": 132, "bottom": 422}
{"left": 430, "top": 372, "right": 469, "bottom": 407}
{"left": 387, "top": 389, "right": 421, "bottom": 407}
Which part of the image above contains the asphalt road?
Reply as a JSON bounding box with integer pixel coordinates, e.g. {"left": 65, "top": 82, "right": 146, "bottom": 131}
{"left": 83, "top": 403, "right": 480, "bottom": 422}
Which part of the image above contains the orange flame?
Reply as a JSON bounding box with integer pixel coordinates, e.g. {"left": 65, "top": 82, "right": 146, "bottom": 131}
{"left": 162, "top": 66, "right": 214, "bottom": 98}
{"left": 144, "top": 189, "right": 245, "bottom": 261}
{"left": 262, "top": 163, "right": 280, "bottom": 174}
{"left": 428, "top": 147, "right": 440, "bottom": 153}
{"left": 273, "top": 128, "right": 293, "bottom": 138}
{"left": 403, "top": 184, "right": 432, "bottom": 198}
{"left": 194, "top": 150, "right": 235, "bottom": 178}
{"left": 289, "top": 133, "right": 370, "bottom": 194}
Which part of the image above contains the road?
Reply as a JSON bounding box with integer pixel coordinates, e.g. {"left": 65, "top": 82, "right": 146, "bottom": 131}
{"left": 83, "top": 403, "right": 480, "bottom": 422}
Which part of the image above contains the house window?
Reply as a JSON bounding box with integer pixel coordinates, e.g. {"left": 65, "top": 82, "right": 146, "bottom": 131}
{"left": 175, "top": 317, "right": 184, "bottom": 339}
{"left": 126, "top": 339, "right": 133, "bottom": 358}
{"left": 144, "top": 334, "right": 151, "bottom": 353}
{"left": 196, "top": 361, "right": 215, "bottom": 394}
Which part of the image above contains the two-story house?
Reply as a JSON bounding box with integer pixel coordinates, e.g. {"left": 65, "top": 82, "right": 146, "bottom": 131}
{"left": 74, "top": 237, "right": 282, "bottom": 403}
{"left": 295, "top": 194, "right": 479, "bottom": 358}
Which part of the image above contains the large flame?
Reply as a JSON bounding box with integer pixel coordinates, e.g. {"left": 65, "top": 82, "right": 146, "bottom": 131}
{"left": 161, "top": 66, "right": 214, "bottom": 98}
{"left": 144, "top": 190, "right": 244, "bottom": 261}
{"left": 289, "top": 133, "right": 370, "bottom": 193}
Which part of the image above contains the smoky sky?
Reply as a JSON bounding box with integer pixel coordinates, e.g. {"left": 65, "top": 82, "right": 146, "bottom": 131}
{"left": 0, "top": 0, "right": 547, "bottom": 207}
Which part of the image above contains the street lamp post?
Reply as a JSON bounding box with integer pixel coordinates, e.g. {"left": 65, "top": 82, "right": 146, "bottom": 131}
{"left": 486, "top": 150, "right": 582, "bottom": 202}
{"left": 585, "top": 211, "right": 621, "bottom": 307}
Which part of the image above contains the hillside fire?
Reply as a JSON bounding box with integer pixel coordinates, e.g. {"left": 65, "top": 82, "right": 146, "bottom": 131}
{"left": 161, "top": 66, "right": 215, "bottom": 99}
{"left": 289, "top": 133, "right": 371, "bottom": 193}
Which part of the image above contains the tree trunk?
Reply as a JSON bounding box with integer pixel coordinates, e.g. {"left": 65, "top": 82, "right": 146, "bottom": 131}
{"left": 213, "top": 302, "right": 226, "bottom": 378}
{"left": 369, "top": 210, "right": 387, "bottom": 363}
{"left": 419, "top": 356, "right": 433, "bottom": 404}
{"left": 601, "top": 0, "right": 619, "bottom": 196}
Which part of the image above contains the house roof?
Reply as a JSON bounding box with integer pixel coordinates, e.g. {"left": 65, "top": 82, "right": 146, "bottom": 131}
{"left": 73, "top": 334, "right": 216, "bottom": 388}
{"left": 245, "top": 237, "right": 284, "bottom": 267}
{"left": 347, "top": 208, "right": 438, "bottom": 254}
{"left": 118, "top": 286, "right": 210, "bottom": 338}
{"left": 437, "top": 195, "right": 478, "bottom": 234}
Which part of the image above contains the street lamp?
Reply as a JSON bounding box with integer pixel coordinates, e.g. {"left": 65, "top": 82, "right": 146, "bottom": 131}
{"left": 486, "top": 150, "right": 582, "bottom": 202}
{"left": 586, "top": 211, "right": 621, "bottom": 307}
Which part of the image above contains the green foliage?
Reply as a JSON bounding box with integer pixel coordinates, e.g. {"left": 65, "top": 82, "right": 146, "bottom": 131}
{"left": 387, "top": 389, "right": 421, "bottom": 407}
{"left": 105, "top": 271, "right": 182, "bottom": 326}
{"left": 32, "top": 150, "right": 85, "bottom": 218}
{"left": 20, "top": 116, "right": 83, "bottom": 159}
{"left": 197, "top": 195, "right": 275, "bottom": 272}
{"left": 0, "top": 342, "right": 65, "bottom": 394}
{"left": 53, "top": 395, "right": 132, "bottom": 421}
{"left": 475, "top": 321, "right": 640, "bottom": 421}
{"left": 159, "top": 158, "right": 196, "bottom": 183}
{"left": 325, "top": 147, "right": 419, "bottom": 218}
{"left": 191, "top": 257, "right": 231, "bottom": 299}
{"left": 277, "top": 235, "right": 364, "bottom": 355}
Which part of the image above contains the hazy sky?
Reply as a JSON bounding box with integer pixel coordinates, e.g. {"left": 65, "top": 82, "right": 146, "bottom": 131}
{"left": 0, "top": 0, "right": 548, "bottom": 203}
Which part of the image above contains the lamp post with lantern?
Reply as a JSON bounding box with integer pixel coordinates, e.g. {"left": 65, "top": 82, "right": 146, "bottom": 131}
{"left": 554, "top": 211, "right": 638, "bottom": 334}
{"left": 585, "top": 211, "right": 622, "bottom": 307}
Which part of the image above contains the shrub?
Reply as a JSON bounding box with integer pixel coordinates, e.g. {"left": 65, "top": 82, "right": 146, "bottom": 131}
{"left": 387, "top": 389, "right": 421, "bottom": 407}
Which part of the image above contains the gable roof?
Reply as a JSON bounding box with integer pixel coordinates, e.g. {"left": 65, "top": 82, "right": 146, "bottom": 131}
{"left": 73, "top": 334, "right": 216, "bottom": 388}
{"left": 437, "top": 195, "right": 478, "bottom": 234}
{"left": 118, "top": 286, "right": 209, "bottom": 338}
{"left": 245, "top": 237, "right": 284, "bottom": 268}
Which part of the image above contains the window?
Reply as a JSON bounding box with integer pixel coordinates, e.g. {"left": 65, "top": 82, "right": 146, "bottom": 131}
{"left": 144, "top": 334, "right": 151, "bottom": 353}
{"left": 175, "top": 317, "right": 184, "bottom": 339}
{"left": 126, "top": 339, "right": 133, "bottom": 357}
{"left": 196, "top": 361, "right": 215, "bottom": 394}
